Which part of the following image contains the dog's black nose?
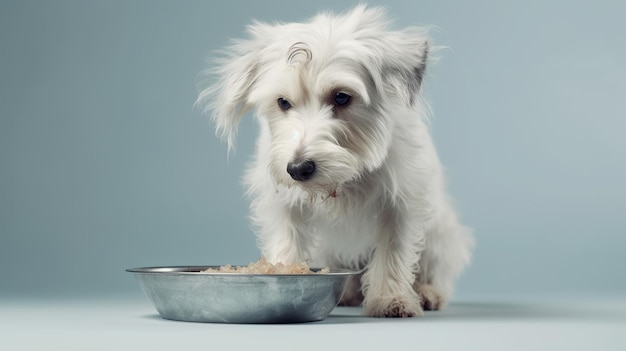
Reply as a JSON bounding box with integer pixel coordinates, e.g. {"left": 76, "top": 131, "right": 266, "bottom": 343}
{"left": 287, "top": 159, "right": 316, "bottom": 181}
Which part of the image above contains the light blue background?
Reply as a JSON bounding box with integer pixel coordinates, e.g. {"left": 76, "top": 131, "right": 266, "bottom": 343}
{"left": 1, "top": 0, "right": 624, "bottom": 299}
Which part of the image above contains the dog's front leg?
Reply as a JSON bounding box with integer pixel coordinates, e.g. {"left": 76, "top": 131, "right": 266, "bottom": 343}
{"left": 361, "top": 207, "right": 425, "bottom": 317}
{"left": 254, "top": 201, "right": 310, "bottom": 264}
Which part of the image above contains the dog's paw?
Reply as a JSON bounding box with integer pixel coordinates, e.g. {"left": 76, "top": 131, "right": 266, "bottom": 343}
{"left": 338, "top": 273, "right": 364, "bottom": 306}
{"left": 364, "top": 296, "right": 424, "bottom": 318}
{"left": 414, "top": 284, "right": 446, "bottom": 311}
{"left": 338, "top": 292, "right": 364, "bottom": 306}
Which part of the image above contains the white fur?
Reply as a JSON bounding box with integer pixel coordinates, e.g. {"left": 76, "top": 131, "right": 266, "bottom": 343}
{"left": 197, "top": 5, "right": 473, "bottom": 317}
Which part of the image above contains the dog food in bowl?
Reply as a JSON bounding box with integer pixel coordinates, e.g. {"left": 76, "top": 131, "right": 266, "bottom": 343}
{"left": 202, "top": 257, "right": 330, "bottom": 274}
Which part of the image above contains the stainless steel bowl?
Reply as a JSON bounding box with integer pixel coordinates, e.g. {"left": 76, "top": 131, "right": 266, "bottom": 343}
{"left": 127, "top": 266, "right": 358, "bottom": 324}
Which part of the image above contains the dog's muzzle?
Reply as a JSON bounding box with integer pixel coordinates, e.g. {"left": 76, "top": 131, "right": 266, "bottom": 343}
{"left": 287, "top": 159, "right": 316, "bottom": 181}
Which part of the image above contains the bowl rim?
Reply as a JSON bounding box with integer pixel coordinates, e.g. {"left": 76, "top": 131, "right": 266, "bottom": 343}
{"left": 126, "top": 266, "right": 361, "bottom": 277}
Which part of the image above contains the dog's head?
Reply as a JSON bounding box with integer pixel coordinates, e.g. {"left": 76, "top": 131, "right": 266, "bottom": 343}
{"left": 197, "top": 6, "right": 430, "bottom": 197}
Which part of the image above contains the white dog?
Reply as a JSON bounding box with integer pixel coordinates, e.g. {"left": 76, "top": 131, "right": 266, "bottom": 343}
{"left": 197, "top": 5, "right": 473, "bottom": 317}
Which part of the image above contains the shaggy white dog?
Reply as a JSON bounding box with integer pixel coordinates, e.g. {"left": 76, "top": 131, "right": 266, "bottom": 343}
{"left": 197, "top": 5, "right": 473, "bottom": 317}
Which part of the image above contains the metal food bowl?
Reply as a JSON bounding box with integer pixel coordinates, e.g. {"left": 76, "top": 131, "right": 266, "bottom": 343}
{"left": 127, "top": 266, "right": 358, "bottom": 324}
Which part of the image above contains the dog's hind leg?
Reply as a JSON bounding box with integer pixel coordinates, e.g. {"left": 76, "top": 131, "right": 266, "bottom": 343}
{"left": 414, "top": 209, "right": 473, "bottom": 310}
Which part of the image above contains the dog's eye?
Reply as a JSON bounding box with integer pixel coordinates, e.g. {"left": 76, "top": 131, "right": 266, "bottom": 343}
{"left": 277, "top": 98, "right": 292, "bottom": 111}
{"left": 334, "top": 92, "right": 351, "bottom": 106}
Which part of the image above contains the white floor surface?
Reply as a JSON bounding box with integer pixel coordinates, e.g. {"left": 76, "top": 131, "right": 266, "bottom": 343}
{"left": 2, "top": 295, "right": 624, "bottom": 351}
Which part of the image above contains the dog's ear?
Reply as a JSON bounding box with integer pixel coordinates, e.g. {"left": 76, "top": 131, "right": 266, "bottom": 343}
{"left": 378, "top": 29, "right": 430, "bottom": 107}
{"left": 196, "top": 25, "right": 270, "bottom": 153}
{"left": 345, "top": 6, "right": 430, "bottom": 107}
